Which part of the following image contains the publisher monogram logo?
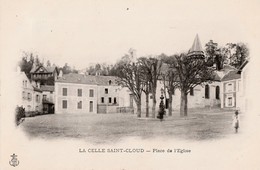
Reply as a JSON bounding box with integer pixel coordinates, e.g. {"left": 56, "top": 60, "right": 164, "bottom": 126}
{"left": 9, "top": 153, "right": 19, "bottom": 167}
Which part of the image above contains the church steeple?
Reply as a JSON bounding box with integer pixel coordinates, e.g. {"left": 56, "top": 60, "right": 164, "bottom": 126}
{"left": 188, "top": 34, "right": 204, "bottom": 57}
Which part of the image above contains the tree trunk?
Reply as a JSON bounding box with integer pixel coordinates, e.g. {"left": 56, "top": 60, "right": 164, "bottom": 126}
{"left": 145, "top": 92, "right": 149, "bottom": 117}
{"left": 137, "top": 99, "right": 142, "bottom": 118}
{"left": 168, "top": 93, "right": 173, "bottom": 116}
{"left": 180, "top": 90, "right": 188, "bottom": 117}
{"left": 152, "top": 89, "right": 156, "bottom": 118}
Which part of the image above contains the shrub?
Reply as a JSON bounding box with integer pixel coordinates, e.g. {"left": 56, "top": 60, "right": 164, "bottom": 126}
{"left": 15, "top": 106, "right": 25, "bottom": 126}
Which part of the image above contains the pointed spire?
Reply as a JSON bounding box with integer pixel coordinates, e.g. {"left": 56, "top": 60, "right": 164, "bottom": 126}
{"left": 188, "top": 34, "right": 204, "bottom": 57}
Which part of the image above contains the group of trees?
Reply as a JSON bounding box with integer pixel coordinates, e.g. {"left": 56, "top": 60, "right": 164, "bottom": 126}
{"left": 205, "top": 41, "right": 249, "bottom": 70}
{"left": 113, "top": 40, "right": 249, "bottom": 117}
{"left": 85, "top": 63, "right": 116, "bottom": 76}
{"left": 19, "top": 52, "right": 42, "bottom": 78}
{"left": 19, "top": 39, "right": 249, "bottom": 117}
{"left": 19, "top": 52, "right": 78, "bottom": 80}
{"left": 113, "top": 50, "right": 215, "bottom": 117}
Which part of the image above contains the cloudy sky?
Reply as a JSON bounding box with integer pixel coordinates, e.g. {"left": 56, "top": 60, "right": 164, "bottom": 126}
{"left": 1, "top": 0, "right": 259, "bottom": 69}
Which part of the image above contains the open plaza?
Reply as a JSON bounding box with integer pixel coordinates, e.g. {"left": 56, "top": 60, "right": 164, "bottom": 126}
{"left": 20, "top": 108, "right": 241, "bottom": 144}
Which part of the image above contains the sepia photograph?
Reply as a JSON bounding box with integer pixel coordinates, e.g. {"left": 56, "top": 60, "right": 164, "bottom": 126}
{"left": 1, "top": 0, "right": 260, "bottom": 169}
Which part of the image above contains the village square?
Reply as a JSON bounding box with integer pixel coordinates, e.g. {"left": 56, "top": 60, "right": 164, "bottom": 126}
{"left": 15, "top": 34, "right": 249, "bottom": 143}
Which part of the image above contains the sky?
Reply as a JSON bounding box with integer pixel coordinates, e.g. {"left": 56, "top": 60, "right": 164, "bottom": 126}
{"left": 1, "top": 0, "right": 259, "bottom": 69}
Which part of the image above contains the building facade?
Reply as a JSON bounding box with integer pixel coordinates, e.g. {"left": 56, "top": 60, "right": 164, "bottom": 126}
{"left": 30, "top": 64, "right": 59, "bottom": 85}
{"left": 54, "top": 73, "right": 131, "bottom": 114}
{"left": 16, "top": 68, "right": 43, "bottom": 112}
{"left": 41, "top": 85, "right": 55, "bottom": 114}
{"left": 220, "top": 70, "right": 241, "bottom": 108}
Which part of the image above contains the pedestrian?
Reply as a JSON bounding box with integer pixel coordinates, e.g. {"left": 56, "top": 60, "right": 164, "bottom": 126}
{"left": 232, "top": 110, "right": 240, "bottom": 133}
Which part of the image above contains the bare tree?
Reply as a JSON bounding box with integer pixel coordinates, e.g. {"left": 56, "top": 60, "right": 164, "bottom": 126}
{"left": 139, "top": 56, "right": 162, "bottom": 118}
{"left": 161, "top": 55, "right": 179, "bottom": 116}
{"left": 114, "top": 55, "right": 145, "bottom": 117}
{"left": 173, "top": 53, "right": 215, "bottom": 116}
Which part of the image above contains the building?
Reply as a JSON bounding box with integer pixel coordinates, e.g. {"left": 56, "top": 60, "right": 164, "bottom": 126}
{"left": 96, "top": 76, "right": 120, "bottom": 113}
{"left": 30, "top": 64, "right": 59, "bottom": 85}
{"left": 136, "top": 34, "right": 222, "bottom": 114}
{"left": 41, "top": 85, "right": 55, "bottom": 114}
{"left": 220, "top": 69, "right": 241, "bottom": 108}
{"left": 16, "top": 67, "right": 43, "bottom": 112}
{"left": 54, "top": 73, "right": 131, "bottom": 114}
{"left": 30, "top": 64, "right": 58, "bottom": 113}
{"left": 238, "top": 60, "right": 249, "bottom": 112}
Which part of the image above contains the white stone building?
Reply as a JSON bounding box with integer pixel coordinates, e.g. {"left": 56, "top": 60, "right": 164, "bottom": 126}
{"left": 16, "top": 68, "right": 43, "bottom": 112}
{"left": 54, "top": 73, "right": 131, "bottom": 114}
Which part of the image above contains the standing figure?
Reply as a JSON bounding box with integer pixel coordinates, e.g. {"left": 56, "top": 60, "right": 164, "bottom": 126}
{"left": 232, "top": 110, "right": 240, "bottom": 133}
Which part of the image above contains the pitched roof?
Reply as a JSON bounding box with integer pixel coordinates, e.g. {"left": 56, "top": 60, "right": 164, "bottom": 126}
{"left": 30, "top": 65, "right": 57, "bottom": 73}
{"left": 56, "top": 73, "right": 118, "bottom": 85}
{"left": 237, "top": 60, "right": 249, "bottom": 74}
{"left": 221, "top": 70, "right": 241, "bottom": 81}
{"left": 211, "top": 72, "right": 221, "bottom": 81}
{"left": 45, "top": 66, "right": 57, "bottom": 73}
{"left": 95, "top": 76, "right": 118, "bottom": 85}
{"left": 41, "top": 85, "right": 54, "bottom": 92}
{"left": 188, "top": 34, "right": 204, "bottom": 56}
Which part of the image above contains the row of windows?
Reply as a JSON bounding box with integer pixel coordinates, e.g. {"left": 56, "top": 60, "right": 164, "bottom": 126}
{"left": 22, "top": 92, "right": 41, "bottom": 102}
{"left": 32, "top": 73, "right": 52, "bottom": 78}
{"left": 62, "top": 88, "right": 94, "bottom": 97}
{"left": 101, "top": 97, "right": 117, "bottom": 104}
{"left": 22, "top": 80, "right": 28, "bottom": 88}
{"left": 163, "top": 85, "right": 220, "bottom": 99}
{"left": 62, "top": 100, "right": 94, "bottom": 112}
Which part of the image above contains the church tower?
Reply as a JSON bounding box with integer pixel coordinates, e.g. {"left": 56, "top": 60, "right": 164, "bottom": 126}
{"left": 187, "top": 34, "right": 205, "bottom": 59}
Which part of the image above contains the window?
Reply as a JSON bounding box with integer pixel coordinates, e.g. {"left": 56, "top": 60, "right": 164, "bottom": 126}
{"left": 228, "top": 97, "right": 232, "bottom": 106}
{"left": 28, "top": 93, "right": 31, "bottom": 101}
{"left": 36, "top": 94, "right": 40, "bottom": 102}
{"left": 89, "top": 89, "right": 94, "bottom": 97}
{"left": 62, "top": 100, "right": 67, "bottom": 109}
{"left": 105, "top": 88, "right": 108, "bottom": 94}
{"left": 78, "top": 89, "right": 82, "bottom": 97}
{"left": 226, "top": 83, "right": 233, "bottom": 92}
{"left": 190, "top": 87, "right": 194, "bottom": 96}
{"left": 77, "top": 101, "right": 82, "bottom": 109}
{"left": 205, "top": 85, "right": 210, "bottom": 99}
{"left": 109, "top": 80, "right": 112, "bottom": 85}
{"left": 22, "top": 91, "right": 26, "bottom": 99}
{"left": 101, "top": 97, "right": 104, "bottom": 103}
{"left": 114, "top": 97, "right": 117, "bottom": 104}
{"left": 25, "top": 80, "right": 27, "bottom": 88}
{"left": 43, "top": 95, "right": 47, "bottom": 101}
{"left": 89, "top": 101, "right": 93, "bottom": 112}
{"left": 109, "top": 97, "right": 112, "bottom": 103}
{"left": 216, "top": 86, "right": 220, "bottom": 100}
{"left": 63, "top": 88, "right": 67, "bottom": 96}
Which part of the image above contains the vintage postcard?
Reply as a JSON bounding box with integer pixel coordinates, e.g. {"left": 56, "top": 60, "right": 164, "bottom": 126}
{"left": 0, "top": 0, "right": 260, "bottom": 169}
